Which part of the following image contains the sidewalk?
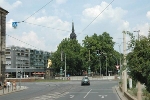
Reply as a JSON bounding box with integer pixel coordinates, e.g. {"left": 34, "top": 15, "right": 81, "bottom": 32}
{"left": 115, "top": 86, "right": 128, "bottom": 100}
{"left": 0, "top": 86, "right": 27, "bottom": 95}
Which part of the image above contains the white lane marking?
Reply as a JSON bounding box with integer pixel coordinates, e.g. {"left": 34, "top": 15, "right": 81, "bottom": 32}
{"left": 84, "top": 89, "right": 92, "bottom": 98}
{"left": 70, "top": 95, "right": 74, "bottom": 98}
{"left": 99, "top": 95, "right": 107, "bottom": 98}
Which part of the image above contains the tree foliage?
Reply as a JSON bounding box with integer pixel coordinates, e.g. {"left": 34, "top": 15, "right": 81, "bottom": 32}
{"left": 51, "top": 32, "right": 121, "bottom": 76}
{"left": 81, "top": 32, "right": 119, "bottom": 75}
{"left": 51, "top": 38, "right": 82, "bottom": 75}
{"left": 127, "top": 32, "right": 150, "bottom": 92}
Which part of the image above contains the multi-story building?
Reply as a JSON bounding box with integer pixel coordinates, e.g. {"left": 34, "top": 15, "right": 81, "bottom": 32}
{"left": 5, "top": 46, "right": 51, "bottom": 78}
{"left": 0, "top": 7, "right": 9, "bottom": 83}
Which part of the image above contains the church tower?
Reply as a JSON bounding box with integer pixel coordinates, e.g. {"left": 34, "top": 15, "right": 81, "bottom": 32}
{"left": 70, "top": 22, "right": 76, "bottom": 39}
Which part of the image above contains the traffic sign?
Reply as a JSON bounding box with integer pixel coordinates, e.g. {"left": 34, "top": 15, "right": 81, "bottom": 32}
{"left": 116, "top": 65, "right": 119, "bottom": 69}
{"left": 12, "top": 22, "right": 17, "bottom": 28}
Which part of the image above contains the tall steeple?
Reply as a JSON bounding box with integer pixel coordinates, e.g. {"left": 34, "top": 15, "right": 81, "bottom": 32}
{"left": 72, "top": 22, "right": 75, "bottom": 33}
{"left": 70, "top": 22, "right": 76, "bottom": 39}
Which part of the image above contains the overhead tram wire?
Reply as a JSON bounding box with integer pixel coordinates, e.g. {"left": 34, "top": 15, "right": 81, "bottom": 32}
{"left": 80, "top": 0, "right": 115, "bottom": 35}
{"left": 22, "top": 0, "right": 53, "bottom": 22}
{"left": 6, "top": 34, "right": 40, "bottom": 50}
{"left": 9, "top": 0, "right": 114, "bottom": 37}
{"left": 23, "top": 21, "right": 71, "bottom": 33}
{"left": 22, "top": 21, "right": 81, "bottom": 34}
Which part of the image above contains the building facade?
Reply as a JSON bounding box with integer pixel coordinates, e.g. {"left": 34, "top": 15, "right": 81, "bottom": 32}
{"left": 0, "top": 7, "right": 9, "bottom": 82}
{"left": 5, "top": 46, "right": 51, "bottom": 78}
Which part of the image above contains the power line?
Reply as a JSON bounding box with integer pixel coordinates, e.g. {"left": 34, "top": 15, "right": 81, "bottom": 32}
{"left": 81, "top": 0, "right": 115, "bottom": 33}
{"left": 8, "top": 0, "right": 114, "bottom": 37}
{"left": 23, "top": 21, "right": 72, "bottom": 32}
{"left": 7, "top": 21, "right": 76, "bottom": 33}
{"left": 22, "top": 0, "right": 53, "bottom": 22}
{"left": 6, "top": 34, "right": 40, "bottom": 50}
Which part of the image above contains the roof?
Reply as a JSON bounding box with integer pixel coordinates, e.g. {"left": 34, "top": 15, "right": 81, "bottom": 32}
{"left": 0, "top": 7, "right": 9, "bottom": 14}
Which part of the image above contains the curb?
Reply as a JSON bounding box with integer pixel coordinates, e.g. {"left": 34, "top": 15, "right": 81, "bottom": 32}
{"left": 114, "top": 86, "right": 128, "bottom": 100}
{"left": 115, "top": 86, "right": 122, "bottom": 100}
{"left": 0, "top": 86, "right": 28, "bottom": 96}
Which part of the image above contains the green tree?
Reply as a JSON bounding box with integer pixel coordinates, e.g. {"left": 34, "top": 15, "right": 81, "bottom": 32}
{"left": 51, "top": 38, "right": 82, "bottom": 76}
{"left": 81, "top": 32, "right": 119, "bottom": 75}
{"left": 127, "top": 32, "right": 150, "bottom": 92}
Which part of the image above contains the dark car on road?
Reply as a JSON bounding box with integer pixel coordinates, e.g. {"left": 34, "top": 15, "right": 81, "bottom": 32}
{"left": 81, "top": 76, "right": 90, "bottom": 86}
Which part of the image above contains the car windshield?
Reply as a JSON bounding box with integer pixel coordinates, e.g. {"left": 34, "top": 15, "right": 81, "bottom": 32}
{"left": 84, "top": 77, "right": 88, "bottom": 79}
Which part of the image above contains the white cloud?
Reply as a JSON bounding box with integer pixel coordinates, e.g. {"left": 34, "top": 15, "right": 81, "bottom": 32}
{"left": 0, "top": 0, "right": 22, "bottom": 10}
{"left": 81, "top": 1, "right": 129, "bottom": 42}
{"left": 6, "top": 31, "right": 45, "bottom": 50}
{"left": 132, "top": 23, "right": 149, "bottom": 36}
{"left": 6, "top": 15, "right": 71, "bottom": 51}
{"left": 146, "top": 11, "right": 150, "bottom": 20}
{"left": 82, "top": 1, "right": 127, "bottom": 22}
{"left": 12, "top": 1, "right": 22, "bottom": 8}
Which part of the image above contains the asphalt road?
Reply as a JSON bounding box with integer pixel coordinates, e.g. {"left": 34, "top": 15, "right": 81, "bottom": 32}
{"left": 0, "top": 80, "right": 120, "bottom": 100}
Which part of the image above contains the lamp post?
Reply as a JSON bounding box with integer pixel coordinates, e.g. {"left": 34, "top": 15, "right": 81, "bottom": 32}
{"left": 12, "top": 48, "right": 17, "bottom": 78}
{"left": 105, "top": 55, "right": 108, "bottom": 78}
{"left": 64, "top": 53, "right": 66, "bottom": 78}
{"left": 133, "top": 30, "right": 140, "bottom": 41}
{"left": 102, "top": 53, "right": 107, "bottom": 77}
{"left": 88, "top": 50, "right": 91, "bottom": 76}
{"left": 116, "top": 42, "right": 123, "bottom": 80}
{"left": 133, "top": 30, "right": 142, "bottom": 99}
{"left": 118, "top": 44, "right": 122, "bottom": 80}
{"left": 60, "top": 51, "right": 67, "bottom": 78}
{"left": 60, "top": 67, "right": 63, "bottom": 77}
{"left": 96, "top": 50, "right": 101, "bottom": 77}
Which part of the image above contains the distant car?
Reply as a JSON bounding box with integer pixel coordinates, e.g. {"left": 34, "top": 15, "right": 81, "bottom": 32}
{"left": 81, "top": 76, "right": 90, "bottom": 86}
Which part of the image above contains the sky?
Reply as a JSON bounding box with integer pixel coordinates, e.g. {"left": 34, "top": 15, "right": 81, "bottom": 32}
{"left": 1, "top": 0, "right": 150, "bottom": 53}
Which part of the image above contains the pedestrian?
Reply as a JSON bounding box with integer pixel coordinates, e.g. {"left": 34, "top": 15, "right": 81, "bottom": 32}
{"left": 3, "top": 81, "right": 7, "bottom": 90}
{"left": 6, "top": 80, "right": 11, "bottom": 89}
{"left": 12, "top": 81, "right": 16, "bottom": 90}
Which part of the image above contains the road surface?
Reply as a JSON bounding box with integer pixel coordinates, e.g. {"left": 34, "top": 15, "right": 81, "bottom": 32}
{"left": 0, "top": 80, "right": 120, "bottom": 100}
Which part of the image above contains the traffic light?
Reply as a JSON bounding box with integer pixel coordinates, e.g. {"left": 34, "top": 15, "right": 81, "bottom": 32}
{"left": 96, "top": 50, "right": 99, "bottom": 56}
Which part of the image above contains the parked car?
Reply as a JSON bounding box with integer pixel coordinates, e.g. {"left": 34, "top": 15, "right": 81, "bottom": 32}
{"left": 81, "top": 76, "right": 90, "bottom": 86}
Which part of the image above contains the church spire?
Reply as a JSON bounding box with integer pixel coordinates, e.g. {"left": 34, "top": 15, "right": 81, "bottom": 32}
{"left": 72, "top": 22, "right": 75, "bottom": 33}
{"left": 70, "top": 22, "right": 76, "bottom": 39}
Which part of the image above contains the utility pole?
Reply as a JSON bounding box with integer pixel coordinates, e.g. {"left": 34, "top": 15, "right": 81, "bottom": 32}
{"left": 96, "top": 50, "right": 101, "bottom": 77}
{"left": 88, "top": 50, "right": 91, "bottom": 76}
{"left": 122, "top": 31, "right": 127, "bottom": 92}
{"left": 118, "top": 44, "right": 122, "bottom": 80}
{"left": 134, "top": 30, "right": 140, "bottom": 41}
{"left": 102, "top": 52, "right": 107, "bottom": 78}
{"left": 65, "top": 53, "right": 66, "bottom": 78}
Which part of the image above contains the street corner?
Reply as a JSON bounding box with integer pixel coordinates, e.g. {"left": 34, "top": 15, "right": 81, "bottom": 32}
{"left": 0, "top": 86, "right": 28, "bottom": 96}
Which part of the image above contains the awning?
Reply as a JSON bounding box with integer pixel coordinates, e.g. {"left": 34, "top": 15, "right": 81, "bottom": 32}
{"left": 32, "top": 72, "right": 45, "bottom": 75}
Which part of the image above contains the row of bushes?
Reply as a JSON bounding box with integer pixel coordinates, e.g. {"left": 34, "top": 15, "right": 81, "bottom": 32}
{"left": 126, "top": 79, "right": 150, "bottom": 100}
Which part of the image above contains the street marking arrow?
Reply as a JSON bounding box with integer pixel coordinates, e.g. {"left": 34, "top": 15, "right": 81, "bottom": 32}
{"left": 70, "top": 95, "right": 74, "bottom": 98}
{"left": 99, "top": 95, "right": 107, "bottom": 98}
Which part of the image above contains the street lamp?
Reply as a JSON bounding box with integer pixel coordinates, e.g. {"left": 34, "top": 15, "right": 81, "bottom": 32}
{"left": 96, "top": 50, "right": 101, "bottom": 77}
{"left": 116, "top": 42, "right": 123, "bottom": 80}
{"left": 60, "top": 67, "right": 63, "bottom": 77}
{"left": 60, "top": 51, "right": 67, "bottom": 78}
{"left": 101, "top": 53, "right": 107, "bottom": 77}
{"left": 64, "top": 53, "right": 66, "bottom": 78}
{"left": 12, "top": 48, "right": 17, "bottom": 78}
{"left": 133, "top": 30, "right": 140, "bottom": 41}
{"left": 88, "top": 50, "right": 91, "bottom": 76}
